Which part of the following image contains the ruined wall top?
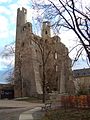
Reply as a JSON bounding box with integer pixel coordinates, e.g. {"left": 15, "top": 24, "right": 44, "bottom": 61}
{"left": 21, "top": 22, "right": 32, "bottom": 33}
{"left": 17, "top": 7, "right": 27, "bottom": 27}
{"left": 42, "top": 21, "right": 51, "bottom": 38}
{"left": 17, "top": 7, "right": 27, "bottom": 14}
{"left": 16, "top": 8, "right": 64, "bottom": 44}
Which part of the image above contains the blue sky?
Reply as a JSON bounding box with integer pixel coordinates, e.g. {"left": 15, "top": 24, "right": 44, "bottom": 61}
{"left": 0, "top": 0, "right": 34, "bottom": 83}
{"left": 0, "top": 0, "right": 90, "bottom": 83}
{"left": 0, "top": 0, "right": 33, "bottom": 48}
{"left": 0, "top": 0, "right": 33, "bottom": 70}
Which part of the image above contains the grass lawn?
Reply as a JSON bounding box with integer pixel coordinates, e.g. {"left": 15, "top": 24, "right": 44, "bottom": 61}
{"left": 42, "top": 108, "right": 90, "bottom": 120}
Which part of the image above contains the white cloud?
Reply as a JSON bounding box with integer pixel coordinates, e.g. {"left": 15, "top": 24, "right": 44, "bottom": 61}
{"left": 0, "top": 6, "right": 10, "bottom": 15}
{"left": 32, "top": 0, "right": 51, "bottom": 4}
{"left": 0, "top": 16, "right": 9, "bottom": 39}
{"left": 27, "top": 8, "right": 43, "bottom": 22}
{"left": 0, "top": 32, "right": 9, "bottom": 39}
{"left": 0, "top": 0, "right": 11, "bottom": 3}
{"left": 0, "top": 56, "right": 14, "bottom": 70}
{"left": 9, "top": 29, "right": 16, "bottom": 38}
{"left": 17, "top": 0, "right": 31, "bottom": 7}
{"left": 0, "top": 16, "right": 8, "bottom": 31}
{"left": 82, "top": 0, "right": 90, "bottom": 6}
{"left": 32, "top": 0, "right": 61, "bottom": 6}
{"left": 8, "top": 4, "right": 18, "bottom": 25}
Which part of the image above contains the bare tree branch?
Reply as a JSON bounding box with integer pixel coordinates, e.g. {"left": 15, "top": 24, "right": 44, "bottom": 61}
{"left": 33, "top": 0, "right": 90, "bottom": 65}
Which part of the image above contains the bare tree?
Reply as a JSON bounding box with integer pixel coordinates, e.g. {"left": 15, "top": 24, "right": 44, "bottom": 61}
{"left": 1, "top": 42, "right": 15, "bottom": 58}
{"left": 30, "top": 36, "right": 56, "bottom": 103}
{"left": 6, "top": 70, "right": 14, "bottom": 84}
{"left": 32, "top": 0, "right": 90, "bottom": 64}
{"left": 0, "top": 42, "right": 15, "bottom": 84}
{"left": 1, "top": 31, "right": 56, "bottom": 103}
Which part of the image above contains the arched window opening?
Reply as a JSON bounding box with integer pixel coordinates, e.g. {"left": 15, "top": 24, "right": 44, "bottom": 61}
{"left": 21, "top": 42, "right": 24, "bottom": 47}
{"left": 45, "top": 31, "right": 48, "bottom": 34}
{"left": 54, "top": 52, "right": 58, "bottom": 59}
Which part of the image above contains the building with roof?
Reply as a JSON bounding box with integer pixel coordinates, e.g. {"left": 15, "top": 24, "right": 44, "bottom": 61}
{"left": 73, "top": 68, "right": 90, "bottom": 93}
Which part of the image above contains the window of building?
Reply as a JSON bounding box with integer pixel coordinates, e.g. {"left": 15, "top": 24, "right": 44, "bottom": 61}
{"left": 83, "top": 72, "right": 86, "bottom": 75}
{"left": 77, "top": 73, "right": 79, "bottom": 76}
{"left": 23, "top": 26, "right": 26, "bottom": 31}
{"left": 28, "top": 23, "right": 31, "bottom": 27}
{"left": 45, "top": 39, "right": 47, "bottom": 43}
{"left": 21, "top": 42, "right": 24, "bottom": 47}
{"left": 45, "top": 31, "right": 47, "bottom": 34}
{"left": 54, "top": 52, "right": 58, "bottom": 59}
{"left": 36, "top": 49, "right": 37, "bottom": 52}
{"left": 56, "top": 65, "right": 58, "bottom": 72}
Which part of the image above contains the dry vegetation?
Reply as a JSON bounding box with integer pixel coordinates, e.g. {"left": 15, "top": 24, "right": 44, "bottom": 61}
{"left": 42, "top": 108, "right": 90, "bottom": 120}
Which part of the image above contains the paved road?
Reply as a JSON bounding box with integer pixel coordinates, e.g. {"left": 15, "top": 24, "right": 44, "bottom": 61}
{"left": 0, "top": 100, "right": 43, "bottom": 120}
{"left": 0, "top": 107, "right": 30, "bottom": 120}
{"left": 0, "top": 100, "right": 42, "bottom": 108}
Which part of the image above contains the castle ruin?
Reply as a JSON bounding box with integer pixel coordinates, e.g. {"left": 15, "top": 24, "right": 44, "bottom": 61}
{"left": 14, "top": 7, "right": 74, "bottom": 97}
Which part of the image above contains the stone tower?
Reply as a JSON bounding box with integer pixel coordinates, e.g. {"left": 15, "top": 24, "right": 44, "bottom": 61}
{"left": 42, "top": 21, "right": 51, "bottom": 38}
{"left": 17, "top": 7, "right": 27, "bottom": 27}
{"left": 14, "top": 7, "right": 42, "bottom": 97}
{"left": 14, "top": 7, "right": 74, "bottom": 98}
{"left": 14, "top": 8, "right": 27, "bottom": 97}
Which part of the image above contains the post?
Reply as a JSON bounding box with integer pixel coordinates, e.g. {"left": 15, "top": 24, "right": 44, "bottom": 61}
{"left": 42, "top": 46, "right": 46, "bottom": 103}
{"left": 42, "top": 66, "right": 46, "bottom": 103}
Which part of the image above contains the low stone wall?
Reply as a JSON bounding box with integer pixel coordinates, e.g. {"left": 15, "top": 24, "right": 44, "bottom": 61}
{"left": 61, "top": 95, "right": 90, "bottom": 108}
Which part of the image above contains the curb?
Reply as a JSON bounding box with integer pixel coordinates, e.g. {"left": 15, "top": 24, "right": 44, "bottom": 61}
{"left": 19, "top": 107, "right": 44, "bottom": 120}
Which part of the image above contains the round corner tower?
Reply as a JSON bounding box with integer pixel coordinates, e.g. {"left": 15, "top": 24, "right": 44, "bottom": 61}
{"left": 14, "top": 7, "right": 27, "bottom": 97}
